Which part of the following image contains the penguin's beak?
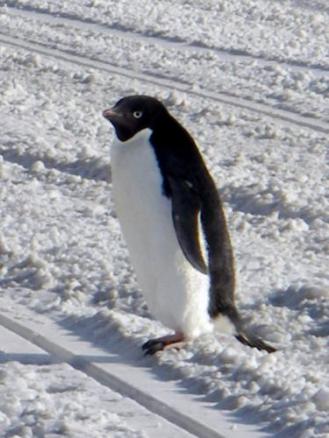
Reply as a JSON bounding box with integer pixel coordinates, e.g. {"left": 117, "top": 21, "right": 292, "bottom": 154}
{"left": 103, "top": 107, "right": 122, "bottom": 123}
{"left": 103, "top": 105, "right": 133, "bottom": 141}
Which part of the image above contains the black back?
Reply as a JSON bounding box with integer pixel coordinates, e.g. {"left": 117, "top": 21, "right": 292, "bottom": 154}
{"left": 149, "top": 105, "right": 237, "bottom": 320}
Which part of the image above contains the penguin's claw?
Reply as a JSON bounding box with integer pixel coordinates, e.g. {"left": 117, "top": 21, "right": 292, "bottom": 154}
{"left": 142, "top": 333, "right": 184, "bottom": 356}
{"left": 142, "top": 340, "right": 166, "bottom": 355}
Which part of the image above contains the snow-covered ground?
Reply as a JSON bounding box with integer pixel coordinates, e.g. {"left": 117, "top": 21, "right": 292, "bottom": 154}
{"left": 0, "top": 322, "right": 182, "bottom": 438}
{"left": 0, "top": 1, "right": 328, "bottom": 437}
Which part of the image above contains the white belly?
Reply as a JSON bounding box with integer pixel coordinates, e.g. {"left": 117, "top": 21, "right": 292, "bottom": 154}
{"left": 110, "top": 129, "right": 212, "bottom": 338}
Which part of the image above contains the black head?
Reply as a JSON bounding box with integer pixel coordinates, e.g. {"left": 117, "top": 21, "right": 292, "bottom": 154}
{"left": 103, "top": 95, "right": 167, "bottom": 142}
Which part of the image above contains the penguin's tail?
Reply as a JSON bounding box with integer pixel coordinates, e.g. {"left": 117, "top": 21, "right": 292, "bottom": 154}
{"left": 212, "top": 311, "right": 277, "bottom": 353}
{"left": 235, "top": 331, "right": 276, "bottom": 353}
{"left": 211, "top": 302, "right": 277, "bottom": 353}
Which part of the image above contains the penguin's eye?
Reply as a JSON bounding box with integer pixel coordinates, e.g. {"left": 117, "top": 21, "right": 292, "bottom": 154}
{"left": 132, "top": 110, "right": 143, "bottom": 119}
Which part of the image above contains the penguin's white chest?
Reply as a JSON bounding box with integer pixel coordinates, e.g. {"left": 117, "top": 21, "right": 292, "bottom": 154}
{"left": 111, "top": 129, "right": 212, "bottom": 338}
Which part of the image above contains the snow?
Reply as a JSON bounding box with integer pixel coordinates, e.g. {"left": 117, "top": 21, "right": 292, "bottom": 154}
{"left": 0, "top": 1, "right": 328, "bottom": 437}
{"left": 0, "top": 360, "right": 145, "bottom": 438}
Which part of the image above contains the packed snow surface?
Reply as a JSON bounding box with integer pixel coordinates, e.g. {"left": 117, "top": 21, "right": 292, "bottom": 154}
{"left": 0, "top": 0, "right": 328, "bottom": 437}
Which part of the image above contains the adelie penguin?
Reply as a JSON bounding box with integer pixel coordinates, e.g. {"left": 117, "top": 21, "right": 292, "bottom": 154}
{"left": 103, "top": 95, "right": 276, "bottom": 355}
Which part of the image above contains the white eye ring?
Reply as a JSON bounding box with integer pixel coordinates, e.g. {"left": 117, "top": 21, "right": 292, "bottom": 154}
{"left": 133, "top": 111, "right": 143, "bottom": 119}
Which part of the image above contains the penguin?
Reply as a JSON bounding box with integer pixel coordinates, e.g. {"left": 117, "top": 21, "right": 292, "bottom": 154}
{"left": 103, "top": 95, "right": 276, "bottom": 355}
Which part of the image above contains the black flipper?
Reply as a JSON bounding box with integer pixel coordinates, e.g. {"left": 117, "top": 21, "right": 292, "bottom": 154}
{"left": 168, "top": 176, "right": 208, "bottom": 274}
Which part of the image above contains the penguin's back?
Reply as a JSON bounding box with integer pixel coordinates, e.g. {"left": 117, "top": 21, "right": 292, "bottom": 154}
{"left": 111, "top": 128, "right": 212, "bottom": 338}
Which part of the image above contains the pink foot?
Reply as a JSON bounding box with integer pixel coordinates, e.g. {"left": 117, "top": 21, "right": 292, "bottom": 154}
{"left": 142, "top": 333, "right": 185, "bottom": 355}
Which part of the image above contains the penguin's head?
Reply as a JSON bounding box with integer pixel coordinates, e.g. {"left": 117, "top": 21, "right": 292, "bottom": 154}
{"left": 103, "top": 95, "right": 167, "bottom": 142}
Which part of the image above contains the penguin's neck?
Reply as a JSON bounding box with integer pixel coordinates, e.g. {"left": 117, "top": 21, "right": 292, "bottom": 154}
{"left": 114, "top": 128, "right": 153, "bottom": 148}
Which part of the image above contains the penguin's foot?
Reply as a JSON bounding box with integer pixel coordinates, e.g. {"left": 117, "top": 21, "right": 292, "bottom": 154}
{"left": 142, "top": 333, "right": 184, "bottom": 356}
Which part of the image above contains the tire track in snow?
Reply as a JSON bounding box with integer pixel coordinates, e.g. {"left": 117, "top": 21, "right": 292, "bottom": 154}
{"left": 0, "top": 321, "right": 194, "bottom": 437}
{"left": 0, "top": 309, "right": 265, "bottom": 438}
{"left": 0, "top": 312, "right": 210, "bottom": 438}
{"left": 3, "top": 4, "right": 329, "bottom": 77}
{"left": 1, "top": 32, "right": 329, "bottom": 135}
